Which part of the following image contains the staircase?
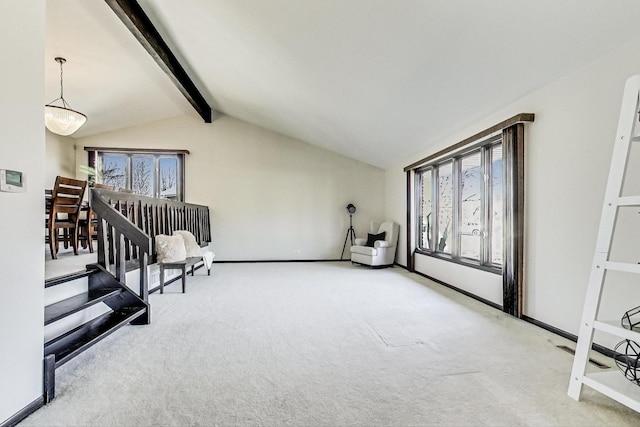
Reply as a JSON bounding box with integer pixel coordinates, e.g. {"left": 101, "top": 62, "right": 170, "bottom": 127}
{"left": 44, "top": 266, "right": 148, "bottom": 372}
{"left": 42, "top": 188, "right": 211, "bottom": 401}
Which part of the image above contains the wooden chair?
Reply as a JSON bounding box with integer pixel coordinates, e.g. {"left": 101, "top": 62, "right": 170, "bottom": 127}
{"left": 79, "top": 183, "right": 114, "bottom": 253}
{"left": 47, "top": 176, "right": 88, "bottom": 259}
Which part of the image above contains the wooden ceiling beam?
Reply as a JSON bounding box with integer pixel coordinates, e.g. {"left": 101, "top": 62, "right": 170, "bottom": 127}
{"left": 105, "top": 0, "right": 212, "bottom": 123}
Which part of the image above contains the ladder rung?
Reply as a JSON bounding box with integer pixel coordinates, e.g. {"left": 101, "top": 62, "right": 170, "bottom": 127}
{"left": 594, "top": 320, "right": 640, "bottom": 341}
{"left": 632, "top": 135, "right": 640, "bottom": 142}
{"left": 616, "top": 196, "right": 640, "bottom": 206}
{"left": 582, "top": 371, "right": 640, "bottom": 413}
{"left": 604, "top": 261, "right": 640, "bottom": 274}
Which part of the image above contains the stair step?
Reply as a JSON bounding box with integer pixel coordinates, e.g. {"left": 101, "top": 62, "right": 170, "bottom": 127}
{"left": 44, "top": 288, "right": 122, "bottom": 325}
{"left": 45, "top": 269, "right": 96, "bottom": 288}
{"left": 44, "top": 306, "right": 146, "bottom": 368}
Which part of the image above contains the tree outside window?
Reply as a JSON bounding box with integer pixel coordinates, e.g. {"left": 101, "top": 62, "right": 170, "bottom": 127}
{"left": 417, "top": 137, "right": 502, "bottom": 269}
{"left": 93, "top": 151, "right": 184, "bottom": 201}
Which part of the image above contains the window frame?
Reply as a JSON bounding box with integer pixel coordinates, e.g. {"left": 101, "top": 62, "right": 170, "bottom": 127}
{"left": 415, "top": 134, "right": 502, "bottom": 274}
{"left": 85, "top": 147, "right": 188, "bottom": 202}
{"left": 405, "top": 113, "right": 532, "bottom": 317}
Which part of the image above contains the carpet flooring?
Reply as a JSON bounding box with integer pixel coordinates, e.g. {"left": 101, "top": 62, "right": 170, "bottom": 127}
{"left": 45, "top": 244, "right": 97, "bottom": 281}
{"left": 22, "top": 262, "right": 640, "bottom": 426}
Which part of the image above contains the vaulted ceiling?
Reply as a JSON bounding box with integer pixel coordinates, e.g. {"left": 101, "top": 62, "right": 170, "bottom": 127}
{"left": 46, "top": 0, "right": 640, "bottom": 168}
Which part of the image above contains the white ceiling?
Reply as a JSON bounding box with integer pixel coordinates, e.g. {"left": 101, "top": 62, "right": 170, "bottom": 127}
{"left": 46, "top": 0, "right": 640, "bottom": 168}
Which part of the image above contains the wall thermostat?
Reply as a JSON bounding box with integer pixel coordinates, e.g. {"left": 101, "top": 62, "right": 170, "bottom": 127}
{"left": 0, "top": 169, "right": 26, "bottom": 193}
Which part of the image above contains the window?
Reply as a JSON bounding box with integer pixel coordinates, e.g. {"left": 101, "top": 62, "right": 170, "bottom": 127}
{"left": 437, "top": 161, "right": 453, "bottom": 254}
{"left": 490, "top": 145, "right": 503, "bottom": 264}
{"left": 100, "top": 154, "right": 126, "bottom": 190}
{"left": 407, "top": 114, "right": 531, "bottom": 316}
{"left": 419, "top": 168, "right": 432, "bottom": 250}
{"left": 460, "top": 151, "right": 482, "bottom": 260}
{"left": 416, "top": 135, "right": 502, "bottom": 270}
{"left": 131, "top": 156, "right": 155, "bottom": 197}
{"left": 86, "top": 148, "right": 187, "bottom": 201}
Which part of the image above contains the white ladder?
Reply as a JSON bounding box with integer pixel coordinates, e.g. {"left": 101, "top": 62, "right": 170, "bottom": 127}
{"left": 568, "top": 74, "right": 640, "bottom": 411}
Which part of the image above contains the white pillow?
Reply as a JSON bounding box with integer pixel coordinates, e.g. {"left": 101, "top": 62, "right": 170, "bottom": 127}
{"left": 173, "top": 230, "right": 202, "bottom": 257}
{"left": 155, "top": 234, "right": 186, "bottom": 263}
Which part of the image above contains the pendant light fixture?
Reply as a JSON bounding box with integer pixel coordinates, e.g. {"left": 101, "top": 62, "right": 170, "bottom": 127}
{"left": 44, "top": 57, "right": 87, "bottom": 136}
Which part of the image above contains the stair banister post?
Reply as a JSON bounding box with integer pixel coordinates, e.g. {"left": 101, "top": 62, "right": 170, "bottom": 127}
{"left": 115, "top": 230, "right": 126, "bottom": 284}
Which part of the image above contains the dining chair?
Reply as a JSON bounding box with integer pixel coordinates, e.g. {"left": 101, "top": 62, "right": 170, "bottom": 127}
{"left": 47, "top": 176, "right": 87, "bottom": 259}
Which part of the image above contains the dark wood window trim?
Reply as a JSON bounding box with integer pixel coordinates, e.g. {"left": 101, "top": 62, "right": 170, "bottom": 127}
{"left": 501, "top": 123, "right": 525, "bottom": 317}
{"left": 406, "top": 170, "right": 414, "bottom": 271}
{"left": 404, "top": 113, "right": 533, "bottom": 172}
{"left": 406, "top": 113, "right": 533, "bottom": 318}
{"left": 84, "top": 147, "right": 190, "bottom": 155}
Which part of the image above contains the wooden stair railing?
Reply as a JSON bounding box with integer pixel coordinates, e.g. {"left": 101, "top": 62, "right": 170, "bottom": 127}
{"left": 91, "top": 189, "right": 153, "bottom": 308}
{"left": 90, "top": 188, "right": 212, "bottom": 299}
{"left": 42, "top": 191, "right": 211, "bottom": 394}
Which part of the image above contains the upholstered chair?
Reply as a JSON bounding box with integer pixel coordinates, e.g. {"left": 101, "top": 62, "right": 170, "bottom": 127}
{"left": 350, "top": 221, "right": 400, "bottom": 267}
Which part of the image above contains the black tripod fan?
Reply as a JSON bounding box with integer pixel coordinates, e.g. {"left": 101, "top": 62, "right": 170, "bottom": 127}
{"left": 340, "top": 203, "right": 357, "bottom": 260}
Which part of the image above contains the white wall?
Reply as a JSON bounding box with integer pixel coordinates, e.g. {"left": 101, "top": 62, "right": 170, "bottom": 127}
{"left": 45, "top": 132, "right": 76, "bottom": 186}
{"left": 0, "top": 1, "right": 46, "bottom": 423}
{"left": 76, "top": 114, "right": 386, "bottom": 261}
{"left": 414, "top": 256, "right": 503, "bottom": 306}
{"left": 386, "top": 36, "right": 640, "bottom": 343}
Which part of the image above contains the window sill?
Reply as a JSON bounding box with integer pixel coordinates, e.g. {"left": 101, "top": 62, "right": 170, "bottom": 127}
{"left": 414, "top": 250, "right": 502, "bottom": 275}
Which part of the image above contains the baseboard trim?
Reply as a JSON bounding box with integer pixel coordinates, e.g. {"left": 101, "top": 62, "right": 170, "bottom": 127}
{"left": 521, "top": 315, "right": 615, "bottom": 358}
{"left": 412, "top": 270, "right": 503, "bottom": 311}
{"left": 1, "top": 396, "right": 44, "bottom": 427}
{"left": 405, "top": 268, "right": 615, "bottom": 358}
{"left": 521, "top": 315, "right": 576, "bottom": 341}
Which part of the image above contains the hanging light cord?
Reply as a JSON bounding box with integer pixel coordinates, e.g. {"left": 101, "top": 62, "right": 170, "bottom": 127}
{"left": 58, "top": 59, "right": 65, "bottom": 103}
{"left": 46, "top": 57, "right": 73, "bottom": 109}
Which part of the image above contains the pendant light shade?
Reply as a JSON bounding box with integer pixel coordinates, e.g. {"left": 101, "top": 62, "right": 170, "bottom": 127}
{"left": 44, "top": 105, "right": 87, "bottom": 136}
{"left": 45, "top": 57, "right": 87, "bottom": 136}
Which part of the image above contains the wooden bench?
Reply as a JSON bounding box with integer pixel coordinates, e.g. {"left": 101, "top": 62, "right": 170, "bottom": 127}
{"left": 158, "top": 256, "right": 209, "bottom": 294}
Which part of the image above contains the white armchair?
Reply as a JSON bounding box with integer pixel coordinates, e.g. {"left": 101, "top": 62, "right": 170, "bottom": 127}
{"left": 350, "top": 222, "right": 400, "bottom": 267}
